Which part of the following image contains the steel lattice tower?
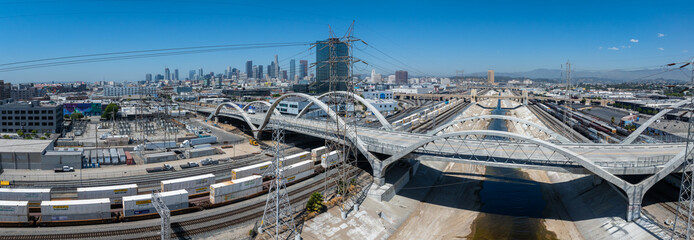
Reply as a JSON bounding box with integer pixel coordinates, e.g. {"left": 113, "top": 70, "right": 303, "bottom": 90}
{"left": 317, "top": 23, "right": 361, "bottom": 217}
{"left": 672, "top": 59, "right": 694, "bottom": 239}
{"left": 259, "top": 119, "right": 300, "bottom": 240}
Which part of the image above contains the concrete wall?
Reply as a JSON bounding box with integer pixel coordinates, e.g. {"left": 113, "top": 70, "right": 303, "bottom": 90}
{"left": 41, "top": 152, "right": 82, "bottom": 170}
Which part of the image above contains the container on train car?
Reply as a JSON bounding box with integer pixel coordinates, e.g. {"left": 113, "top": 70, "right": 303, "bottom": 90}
{"left": 283, "top": 168, "right": 315, "bottom": 185}
{"left": 231, "top": 161, "right": 272, "bottom": 180}
{"left": 311, "top": 146, "right": 328, "bottom": 161}
{"left": 121, "top": 190, "right": 188, "bottom": 217}
{"left": 90, "top": 150, "right": 98, "bottom": 165}
{"left": 280, "top": 151, "right": 310, "bottom": 167}
{"left": 0, "top": 188, "right": 51, "bottom": 205}
{"left": 124, "top": 151, "right": 135, "bottom": 165}
{"left": 77, "top": 184, "right": 138, "bottom": 204}
{"left": 102, "top": 149, "right": 111, "bottom": 165}
{"left": 320, "top": 150, "right": 341, "bottom": 169}
{"left": 40, "top": 199, "right": 111, "bottom": 222}
{"left": 161, "top": 174, "right": 215, "bottom": 194}
{"left": 282, "top": 160, "right": 313, "bottom": 177}
{"left": 0, "top": 200, "right": 29, "bottom": 222}
{"left": 209, "top": 175, "right": 263, "bottom": 204}
{"left": 185, "top": 147, "right": 216, "bottom": 159}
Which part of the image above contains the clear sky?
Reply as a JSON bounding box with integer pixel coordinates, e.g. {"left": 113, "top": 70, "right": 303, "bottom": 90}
{"left": 0, "top": 0, "right": 692, "bottom": 83}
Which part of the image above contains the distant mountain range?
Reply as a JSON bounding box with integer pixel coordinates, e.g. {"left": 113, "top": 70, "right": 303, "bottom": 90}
{"left": 467, "top": 68, "right": 691, "bottom": 83}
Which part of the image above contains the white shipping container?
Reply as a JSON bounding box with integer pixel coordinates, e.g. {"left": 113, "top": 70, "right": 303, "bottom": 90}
{"left": 97, "top": 150, "right": 104, "bottom": 164}
{"left": 0, "top": 200, "right": 29, "bottom": 222}
{"left": 282, "top": 169, "right": 315, "bottom": 185}
{"left": 117, "top": 148, "right": 126, "bottom": 164}
{"left": 280, "top": 151, "right": 310, "bottom": 167}
{"left": 109, "top": 148, "right": 119, "bottom": 165}
{"left": 121, "top": 190, "right": 188, "bottom": 216}
{"left": 210, "top": 186, "right": 262, "bottom": 204}
{"left": 210, "top": 175, "right": 262, "bottom": 197}
{"left": 161, "top": 174, "right": 215, "bottom": 194}
{"left": 40, "top": 199, "right": 111, "bottom": 221}
{"left": 0, "top": 188, "right": 51, "bottom": 204}
{"left": 102, "top": 149, "right": 111, "bottom": 164}
{"left": 231, "top": 161, "right": 272, "bottom": 180}
{"left": 282, "top": 160, "right": 313, "bottom": 177}
{"left": 321, "top": 150, "right": 341, "bottom": 169}
{"left": 311, "top": 147, "right": 328, "bottom": 161}
{"left": 77, "top": 184, "right": 138, "bottom": 204}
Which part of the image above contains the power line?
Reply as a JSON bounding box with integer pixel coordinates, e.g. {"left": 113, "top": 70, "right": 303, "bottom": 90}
{"left": 0, "top": 43, "right": 309, "bottom": 72}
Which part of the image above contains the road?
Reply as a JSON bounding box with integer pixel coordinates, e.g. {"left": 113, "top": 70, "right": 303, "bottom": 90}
{"left": 189, "top": 118, "right": 244, "bottom": 144}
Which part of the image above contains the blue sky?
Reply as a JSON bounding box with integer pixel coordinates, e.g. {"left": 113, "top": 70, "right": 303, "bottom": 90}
{"left": 0, "top": 0, "right": 692, "bottom": 83}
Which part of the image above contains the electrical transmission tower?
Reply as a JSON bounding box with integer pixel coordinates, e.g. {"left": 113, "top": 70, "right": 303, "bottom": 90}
{"left": 671, "top": 58, "right": 694, "bottom": 239}
{"left": 259, "top": 119, "right": 300, "bottom": 240}
{"left": 316, "top": 22, "right": 361, "bottom": 218}
{"left": 563, "top": 60, "right": 571, "bottom": 125}
{"left": 151, "top": 191, "right": 171, "bottom": 240}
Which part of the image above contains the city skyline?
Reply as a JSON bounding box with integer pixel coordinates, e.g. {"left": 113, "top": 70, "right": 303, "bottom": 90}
{"left": 0, "top": 1, "right": 692, "bottom": 83}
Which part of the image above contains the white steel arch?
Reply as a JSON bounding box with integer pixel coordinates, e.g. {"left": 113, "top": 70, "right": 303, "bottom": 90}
{"left": 295, "top": 91, "right": 394, "bottom": 131}
{"left": 209, "top": 102, "right": 259, "bottom": 133}
{"left": 428, "top": 115, "right": 572, "bottom": 143}
{"left": 621, "top": 98, "right": 690, "bottom": 144}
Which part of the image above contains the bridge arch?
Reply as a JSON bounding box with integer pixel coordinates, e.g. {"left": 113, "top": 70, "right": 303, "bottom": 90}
{"left": 209, "top": 102, "right": 259, "bottom": 133}
{"left": 295, "top": 91, "right": 394, "bottom": 131}
{"left": 621, "top": 99, "right": 690, "bottom": 144}
{"left": 428, "top": 115, "right": 572, "bottom": 143}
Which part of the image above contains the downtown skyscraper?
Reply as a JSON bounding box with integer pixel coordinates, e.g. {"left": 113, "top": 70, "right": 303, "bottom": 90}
{"left": 164, "top": 68, "right": 171, "bottom": 80}
{"left": 289, "top": 59, "right": 296, "bottom": 81}
{"left": 299, "top": 60, "right": 308, "bottom": 79}
{"left": 246, "top": 61, "right": 253, "bottom": 79}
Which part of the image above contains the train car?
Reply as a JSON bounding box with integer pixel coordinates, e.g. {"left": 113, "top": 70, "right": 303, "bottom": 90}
{"left": 40, "top": 199, "right": 111, "bottom": 222}
{"left": 97, "top": 150, "right": 104, "bottom": 164}
{"left": 320, "top": 150, "right": 341, "bottom": 169}
{"left": 161, "top": 174, "right": 215, "bottom": 194}
{"left": 90, "top": 150, "right": 98, "bottom": 165}
{"left": 102, "top": 149, "right": 111, "bottom": 165}
{"left": 231, "top": 161, "right": 272, "bottom": 180}
{"left": 121, "top": 190, "right": 188, "bottom": 217}
{"left": 0, "top": 200, "right": 29, "bottom": 222}
{"left": 0, "top": 188, "right": 51, "bottom": 206}
{"left": 77, "top": 184, "right": 138, "bottom": 205}
{"left": 280, "top": 151, "right": 310, "bottom": 167}
{"left": 209, "top": 175, "right": 263, "bottom": 204}
{"left": 311, "top": 146, "right": 328, "bottom": 162}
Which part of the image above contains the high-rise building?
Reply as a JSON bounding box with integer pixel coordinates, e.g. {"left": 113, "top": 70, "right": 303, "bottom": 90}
{"left": 370, "top": 69, "right": 382, "bottom": 83}
{"left": 252, "top": 66, "right": 258, "bottom": 79}
{"left": 487, "top": 70, "right": 494, "bottom": 84}
{"left": 189, "top": 70, "right": 195, "bottom": 80}
{"left": 165, "top": 68, "right": 171, "bottom": 80}
{"left": 289, "top": 59, "right": 296, "bottom": 81}
{"left": 145, "top": 74, "right": 152, "bottom": 82}
{"left": 282, "top": 70, "right": 287, "bottom": 80}
{"left": 258, "top": 65, "right": 264, "bottom": 79}
{"left": 174, "top": 69, "right": 179, "bottom": 81}
{"left": 274, "top": 55, "right": 279, "bottom": 79}
{"left": 395, "top": 70, "right": 408, "bottom": 84}
{"left": 198, "top": 68, "right": 204, "bottom": 80}
{"left": 299, "top": 60, "right": 308, "bottom": 78}
{"left": 246, "top": 61, "right": 253, "bottom": 79}
{"left": 314, "top": 38, "right": 348, "bottom": 93}
{"left": 268, "top": 61, "right": 275, "bottom": 79}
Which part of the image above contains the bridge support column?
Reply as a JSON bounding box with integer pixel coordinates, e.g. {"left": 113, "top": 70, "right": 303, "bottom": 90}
{"left": 522, "top": 90, "right": 528, "bottom": 106}
{"left": 470, "top": 89, "right": 477, "bottom": 103}
{"left": 625, "top": 186, "right": 644, "bottom": 222}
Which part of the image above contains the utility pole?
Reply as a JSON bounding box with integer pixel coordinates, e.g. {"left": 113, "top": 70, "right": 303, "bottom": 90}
{"left": 672, "top": 58, "right": 694, "bottom": 239}
{"left": 563, "top": 60, "right": 571, "bottom": 125}
{"left": 151, "top": 191, "right": 170, "bottom": 240}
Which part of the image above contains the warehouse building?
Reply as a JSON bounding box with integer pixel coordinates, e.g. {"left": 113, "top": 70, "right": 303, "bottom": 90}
{"left": 0, "top": 139, "right": 54, "bottom": 170}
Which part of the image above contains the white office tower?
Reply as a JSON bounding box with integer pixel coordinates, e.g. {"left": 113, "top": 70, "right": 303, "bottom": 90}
{"left": 370, "top": 69, "right": 382, "bottom": 83}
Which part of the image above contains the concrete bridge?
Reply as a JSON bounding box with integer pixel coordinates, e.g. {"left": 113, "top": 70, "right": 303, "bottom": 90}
{"left": 393, "top": 92, "right": 614, "bottom": 106}
{"left": 179, "top": 93, "right": 688, "bottom": 222}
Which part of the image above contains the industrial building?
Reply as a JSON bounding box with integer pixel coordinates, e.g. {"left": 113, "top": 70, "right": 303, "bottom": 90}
{"left": 0, "top": 101, "right": 63, "bottom": 134}
{"left": 0, "top": 139, "right": 54, "bottom": 170}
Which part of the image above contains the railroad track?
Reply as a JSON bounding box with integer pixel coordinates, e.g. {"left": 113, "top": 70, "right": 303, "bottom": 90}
{"left": 527, "top": 104, "right": 589, "bottom": 143}
{"left": 410, "top": 102, "right": 468, "bottom": 133}
{"left": 0, "top": 168, "right": 363, "bottom": 240}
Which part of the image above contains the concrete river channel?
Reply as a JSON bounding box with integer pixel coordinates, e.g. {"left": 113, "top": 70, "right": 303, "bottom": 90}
{"left": 468, "top": 99, "right": 559, "bottom": 239}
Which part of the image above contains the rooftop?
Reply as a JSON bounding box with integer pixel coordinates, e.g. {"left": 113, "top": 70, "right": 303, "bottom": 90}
{"left": 0, "top": 139, "right": 53, "bottom": 153}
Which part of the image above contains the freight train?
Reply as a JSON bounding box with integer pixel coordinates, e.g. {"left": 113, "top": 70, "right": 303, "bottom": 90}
{"left": 0, "top": 146, "right": 343, "bottom": 227}
{"left": 536, "top": 102, "right": 626, "bottom": 142}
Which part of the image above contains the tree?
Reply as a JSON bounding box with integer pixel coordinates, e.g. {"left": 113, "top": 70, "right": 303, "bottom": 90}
{"left": 44, "top": 132, "right": 50, "bottom": 137}
{"left": 64, "top": 114, "right": 70, "bottom": 119}
{"left": 70, "top": 112, "right": 84, "bottom": 120}
{"left": 2, "top": 135, "right": 10, "bottom": 139}
{"left": 580, "top": 98, "right": 586, "bottom": 105}
{"left": 611, "top": 116, "right": 615, "bottom": 125}
{"left": 16, "top": 130, "right": 24, "bottom": 136}
{"left": 305, "top": 192, "right": 324, "bottom": 213}
{"left": 102, "top": 103, "right": 119, "bottom": 120}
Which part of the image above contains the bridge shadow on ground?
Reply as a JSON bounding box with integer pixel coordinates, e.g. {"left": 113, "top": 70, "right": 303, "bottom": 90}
{"left": 392, "top": 163, "right": 678, "bottom": 222}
